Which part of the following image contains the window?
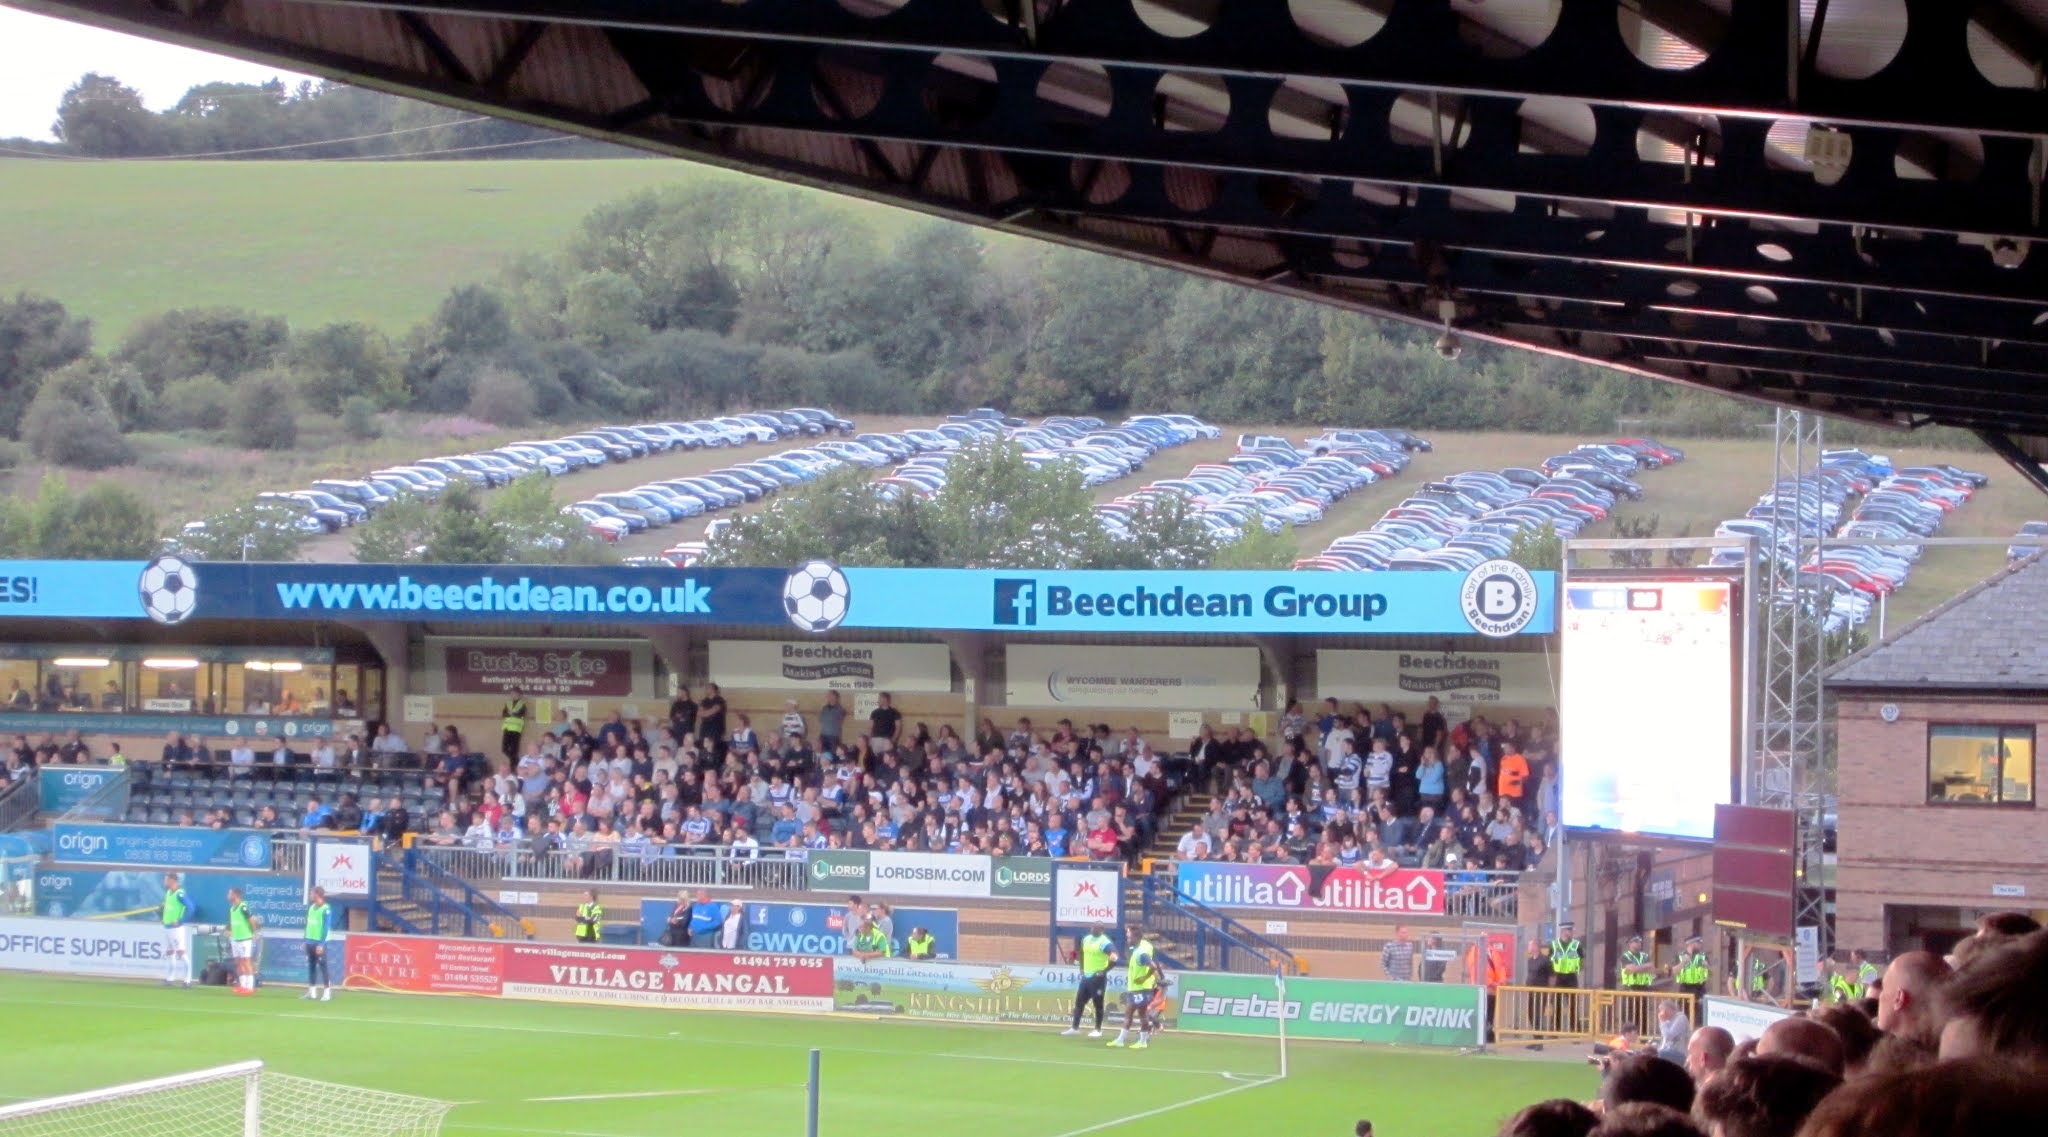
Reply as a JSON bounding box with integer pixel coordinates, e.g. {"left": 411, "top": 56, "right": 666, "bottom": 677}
{"left": 1928, "top": 725, "right": 2035, "bottom": 805}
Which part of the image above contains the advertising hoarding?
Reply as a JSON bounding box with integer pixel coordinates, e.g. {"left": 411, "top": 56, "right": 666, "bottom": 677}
{"left": 34, "top": 868, "right": 306, "bottom": 929}
{"left": 708, "top": 641, "right": 953, "bottom": 693}
{"left": 341, "top": 935, "right": 832, "bottom": 1012}
{"left": 1172, "top": 862, "right": 1447, "bottom": 916}
{"left": 52, "top": 823, "right": 273, "bottom": 870}
{"left": 0, "top": 915, "right": 169, "bottom": 980}
{"left": 803, "top": 851, "right": 1053, "bottom": 900}
{"left": 1561, "top": 575, "right": 1741, "bottom": 841}
{"left": 832, "top": 958, "right": 1146, "bottom": 1026}
{"left": 439, "top": 643, "right": 636, "bottom": 697}
{"left": 1316, "top": 649, "right": 1556, "bottom": 713}
{"left": 1005, "top": 646, "right": 1261, "bottom": 710}
{"left": 1173, "top": 973, "right": 1484, "bottom": 1046}
{"left": 36, "top": 767, "right": 127, "bottom": 817}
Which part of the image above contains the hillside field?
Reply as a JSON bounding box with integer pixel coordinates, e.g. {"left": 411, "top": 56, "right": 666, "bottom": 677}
{"left": 0, "top": 158, "right": 912, "bottom": 338}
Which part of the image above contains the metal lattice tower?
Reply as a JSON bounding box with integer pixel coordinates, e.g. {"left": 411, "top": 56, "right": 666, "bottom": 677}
{"left": 1754, "top": 408, "right": 1831, "bottom": 953}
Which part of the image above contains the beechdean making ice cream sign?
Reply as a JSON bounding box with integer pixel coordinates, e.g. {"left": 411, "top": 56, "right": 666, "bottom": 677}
{"left": 1172, "top": 863, "right": 1448, "bottom": 916}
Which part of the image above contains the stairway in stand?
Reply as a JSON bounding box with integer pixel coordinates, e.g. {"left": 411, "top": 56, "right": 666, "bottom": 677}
{"left": 1145, "top": 791, "right": 1212, "bottom": 861}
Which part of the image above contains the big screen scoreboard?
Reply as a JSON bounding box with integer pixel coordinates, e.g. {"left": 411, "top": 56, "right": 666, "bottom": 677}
{"left": 1560, "top": 574, "right": 1742, "bottom": 841}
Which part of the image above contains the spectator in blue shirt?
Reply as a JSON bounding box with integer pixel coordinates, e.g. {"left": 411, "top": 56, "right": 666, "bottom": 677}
{"left": 300, "top": 796, "right": 333, "bottom": 829}
{"left": 769, "top": 804, "right": 802, "bottom": 845}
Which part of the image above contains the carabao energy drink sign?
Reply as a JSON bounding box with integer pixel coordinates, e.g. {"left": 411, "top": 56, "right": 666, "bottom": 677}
{"left": 1172, "top": 974, "right": 1484, "bottom": 1046}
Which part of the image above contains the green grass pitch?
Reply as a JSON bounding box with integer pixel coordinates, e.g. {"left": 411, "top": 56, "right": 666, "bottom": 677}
{"left": 0, "top": 973, "right": 1592, "bottom": 1136}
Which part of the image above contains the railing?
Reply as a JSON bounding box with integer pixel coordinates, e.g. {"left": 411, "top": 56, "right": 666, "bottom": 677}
{"left": 401, "top": 848, "right": 534, "bottom": 939}
{"left": 377, "top": 855, "right": 499, "bottom": 939}
{"left": 1492, "top": 985, "right": 1696, "bottom": 1046}
{"left": 1134, "top": 874, "right": 1304, "bottom": 975}
{"left": 410, "top": 844, "right": 809, "bottom": 892}
{"left": 0, "top": 780, "right": 39, "bottom": 833}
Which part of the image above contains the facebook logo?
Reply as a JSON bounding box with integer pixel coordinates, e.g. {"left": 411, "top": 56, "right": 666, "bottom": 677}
{"left": 993, "top": 579, "right": 1037, "bottom": 626}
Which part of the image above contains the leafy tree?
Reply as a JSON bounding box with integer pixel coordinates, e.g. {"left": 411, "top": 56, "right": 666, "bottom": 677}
{"left": 705, "top": 467, "right": 917, "bottom": 568}
{"left": 1212, "top": 519, "right": 1300, "bottom": 570}
{"left": 175, "top": 502, "right": 309, "bottom": 562}
{"left": 1089, "top": 497, "right": 1216, "bottom": 570}
{"left": 21, "top": 362, "right": 134, "bottom": 470}
{"left": 0, "top": 475, "right": 159, "bottom": 559}
{"left": 563, "top": 271, "right": 648, "bottom": 352}
{"left": 340, "top": 395, "right": 382, "bottom": 440}
{"left": 158, "top": 376, "right": 234, "bottom": 430}
{"left": 1507, "top": 523, "right": 1563, "bottom": 574}
{"left": 53, "top": 74, "right": 164, "bottom": 156}
{"left": 289, "top": 322, "right": 404, "bottom": 412}
{"left": 487, "top": 474, "right": 615, "bottom": 565}
{"left": 1021, "top": 251, "right": 1180, "bottom": 414}
{"left": 465, "top": 367, "right": 536, "bottom": 426}
{"left": 422, "top": 482, "right": 512, "bottom": 564}
{"left": 0, "top": 293, "right": 94, "bottom": 438}
{"left": 115, "top": 308, "right": 287, "bottom": 392}
{"left": 351, "top": 491, "right": 435, "bottom": 563}
{"left": 228, "top": 372, "right": 299, "bottom": 450}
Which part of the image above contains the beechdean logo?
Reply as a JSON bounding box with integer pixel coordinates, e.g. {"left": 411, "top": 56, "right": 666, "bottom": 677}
{"left": 1460, "top": 559, "right": 1538, "bottom": 638}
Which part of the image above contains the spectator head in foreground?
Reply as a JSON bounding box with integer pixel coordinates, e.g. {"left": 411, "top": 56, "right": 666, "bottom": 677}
{"left": 1755, "top": 1016, "right": 1845, "bottom": 1077}
{"left": 1794, "top": 1057, "right": 2048, "bottom": 1137}
{"left": 1601, "top": 1053, "right": 1696, "bottom": 1116}
{"left": 1806, "top": 1005, "right": 1880, "bottom": 1077}
{"left": 1875, "top": 951, "right": 1951, "bottom": 1041}
{"left": 1685, "top": 1026, "right": 1734, "bottom": 1086}
{"left": 1355, "top": 1121, "right": 1373, "bottom": 1137}
{"left": 1692, "top": 1055, "right": 1840, "bottom": 1137}
{"left": 1499, "top": 1099, "right": 1598, "bottom": 1137}
{"left": 1936, "top": 929, "right": 2048, "bottom": 1064}
{"left": 1592, "top": 1103, "right": 1704, "bottom": 1137}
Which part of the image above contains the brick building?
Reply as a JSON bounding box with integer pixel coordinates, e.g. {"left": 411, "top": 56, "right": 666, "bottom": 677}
{"left": 1828, "top": 557, "right": 2048, "bottom": 956}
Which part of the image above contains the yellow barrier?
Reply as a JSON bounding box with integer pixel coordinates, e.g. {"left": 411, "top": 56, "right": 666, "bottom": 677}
{"left": 1492, "top": 985, "right": 1696, "bottom": 1045}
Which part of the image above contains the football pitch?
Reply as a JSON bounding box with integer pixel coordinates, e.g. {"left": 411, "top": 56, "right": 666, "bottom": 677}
{"left": 0, "top": 974, "right": 1591, "bottom": 1137}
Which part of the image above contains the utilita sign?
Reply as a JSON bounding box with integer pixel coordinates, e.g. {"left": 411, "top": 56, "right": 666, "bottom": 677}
{"left": 442, "top": 646, "right": 633, "bottom": 697}
{"left": 1172, "top": 863, "right": 1446, "bottom": 916}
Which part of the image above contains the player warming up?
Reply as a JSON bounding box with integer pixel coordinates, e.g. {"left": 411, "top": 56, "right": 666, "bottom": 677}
{"left": 1108, "top": 923, "right": 1162, "bottom": 1050}
{"left": 226, "top": 886, "right": 262, "bottom": 995}
{"left": 159, "top": 873, "right": 193, "bottom": 988}
{"left": 302, "top": 886, "right": 333, "bottom": 1002}
{"left": 1064, "top": 922, "right": 1118, "bottom": 1038}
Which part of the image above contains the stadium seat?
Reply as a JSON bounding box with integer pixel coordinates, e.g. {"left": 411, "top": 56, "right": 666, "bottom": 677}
{"left": 147, "top": 808, "right": 171, "bottom": 825}
{"left": 124, "top": 805, "right": 147, "bottom": 823}
{"left": 231, "top": 808, "right": 254, "bottom": 827}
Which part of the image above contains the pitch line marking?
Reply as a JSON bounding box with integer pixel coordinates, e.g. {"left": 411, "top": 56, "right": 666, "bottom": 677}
{"left": 1044, "top": 1074, "right": 1280, "bottom": 1137}
{"left": 526, "top": 1089, "right": 722, "bottom": 1103}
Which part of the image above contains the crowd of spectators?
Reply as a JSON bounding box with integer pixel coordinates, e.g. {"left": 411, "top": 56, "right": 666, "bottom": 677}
{"left": 4, "top": 689, "right": 1554, "bottom": 883}
{"left": 1496, "top": 913, "right": 2048, "bottom": 1137}
{"left": 1170, "top": 696, "right": 1557, "bottom": 875}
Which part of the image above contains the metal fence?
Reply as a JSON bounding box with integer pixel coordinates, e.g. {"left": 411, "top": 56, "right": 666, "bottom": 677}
{"left": 411, "top": 844, "right": 809, "bottom": 892}
{"left": 1493, "top": 985, "right": 1696, "bottom": 1045}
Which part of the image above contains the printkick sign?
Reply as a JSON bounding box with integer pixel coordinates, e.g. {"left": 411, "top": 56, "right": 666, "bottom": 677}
{"left": 1047, "top": 861, "right": 1125, "bottom": 962}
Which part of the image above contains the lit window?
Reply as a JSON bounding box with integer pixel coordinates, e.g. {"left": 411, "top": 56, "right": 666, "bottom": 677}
{"left": 1928, "top": 725, "right": 2035, "bottom": 805}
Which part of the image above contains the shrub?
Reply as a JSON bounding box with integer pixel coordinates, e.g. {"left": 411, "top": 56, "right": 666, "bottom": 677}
{"left": 465, "top": 367, "right": 535, "bottom": 427}
{"left": 229, "top": 372, "right": 299, "bottom": 450}
{"left": 158, "top": 375, "right": 234, "bottom": 430}
{"left": 24, "top": 401, "right": 135, "bottom": 470}
{"left": 341, "top": 395, "right": 382, "bottom": 441}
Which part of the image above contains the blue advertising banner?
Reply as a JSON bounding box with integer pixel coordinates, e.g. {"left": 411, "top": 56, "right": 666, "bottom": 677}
{"left": 0, "top": 713, "right": 335, "bottom": 740}
{"left": 52, "top": 823, "right": 274, "bottom": 870}
{"left": 34, "top": 867, "right": 306, "bottom": 929}
{"left": 634, "top": 899, "right": 960, "bottom": 959}
{"left": 0, "top": 559, "right": 1555, "bottom": 638}
{"left": 37, "top": 766, "right": 128, "bottom": 816}
{"left": 841, "top": 564, "right": 1556, "bottom": 637}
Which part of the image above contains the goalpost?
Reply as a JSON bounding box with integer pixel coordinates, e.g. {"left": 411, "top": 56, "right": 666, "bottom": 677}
{"left": 0, "top": 1062, "right": 455, "bottom": 1137}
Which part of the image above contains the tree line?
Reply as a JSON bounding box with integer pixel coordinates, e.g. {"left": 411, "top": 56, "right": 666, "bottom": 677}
{"left": 17, "top": 73, "right": 623, "bottom": 159}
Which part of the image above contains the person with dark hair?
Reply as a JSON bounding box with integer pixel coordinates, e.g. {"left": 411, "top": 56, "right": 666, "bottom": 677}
{"left": 1976, "top": 911, "right": 2041, "bottom": 938}
{"left": 1354, "top": 1121, "right": 1373, "bottom": 1137}
{"left": 1808, "top": 1005, "right": 1881, "bottom": 1076}
{"left": 1591, "top": 1103, "right": 1704, "bottom": 1137}
{"left": 1499, "top": 1099, "right": 1598, "bottom": 1137}
{"left": 1685, "top": 1025, "right": 1734, "bottom": 1086}
{"left": 1601, "top": 1053, "right": 1696, "bottom": 1116}
{"left": 1692, "top": 1056, "right": 1840, "bottom": 1137}
{"left": 1794, "top": 1057, "right": 2048, "bottom": 1137}
{"left": 1756, "top": 1016, "right": 1845, "bottom": 1076}
{"left": 1936, "top": 929, "right": 2048, "bottom": 1063}
{"left": 1860, "top": 1032, "right": 1938, "bottom": 1079}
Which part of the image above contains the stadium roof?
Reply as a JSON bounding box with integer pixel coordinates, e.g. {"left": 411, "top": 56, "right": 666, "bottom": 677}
{"left": 21, "top": 0, "right": 2048, "bottom": 489}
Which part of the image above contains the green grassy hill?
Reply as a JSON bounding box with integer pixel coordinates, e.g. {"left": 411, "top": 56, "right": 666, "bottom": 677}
{"left": 0, "top": 158, "right": 895, "bottom": 338}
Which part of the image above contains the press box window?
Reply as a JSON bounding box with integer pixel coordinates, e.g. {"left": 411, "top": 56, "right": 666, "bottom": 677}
{"left": 1928, "top": 724, "right": 2035, "bottom": 805}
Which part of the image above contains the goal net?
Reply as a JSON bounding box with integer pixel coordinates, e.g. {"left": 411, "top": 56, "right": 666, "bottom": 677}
{"left": 0, "top": 1062, "right": 454, "bottom": 1137}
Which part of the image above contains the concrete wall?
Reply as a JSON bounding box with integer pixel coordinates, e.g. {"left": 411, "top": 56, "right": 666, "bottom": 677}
{"left": 1835, "top": 694, "right": 2048, "bottom": 953}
